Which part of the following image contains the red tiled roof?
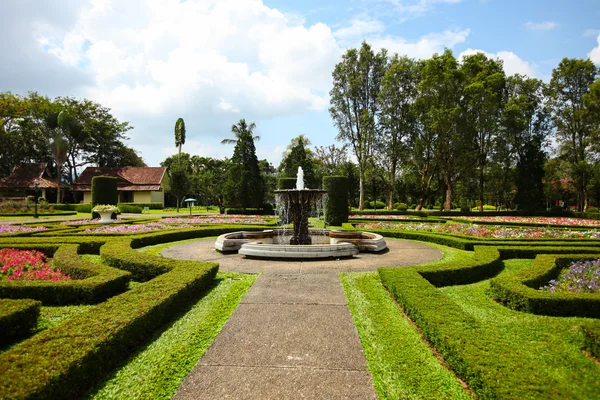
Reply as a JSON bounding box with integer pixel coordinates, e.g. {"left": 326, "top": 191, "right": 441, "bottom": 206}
{"left": 0, "top": 163, "right": 60, "bottom": 189}
{"left": 72, "top": 166, "right": 167, "bottom": 192}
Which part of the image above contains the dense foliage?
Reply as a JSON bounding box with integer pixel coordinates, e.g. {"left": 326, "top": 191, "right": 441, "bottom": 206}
{"left": 323, "top": 176, "right": 349, "bottom": 226}
{"left": 91, "top": 176, "right": 118, "bottom": 207}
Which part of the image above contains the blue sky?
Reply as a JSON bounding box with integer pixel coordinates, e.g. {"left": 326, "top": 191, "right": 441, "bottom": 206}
{"left": 1, "top": 0, "right": 599, "bottom": 169}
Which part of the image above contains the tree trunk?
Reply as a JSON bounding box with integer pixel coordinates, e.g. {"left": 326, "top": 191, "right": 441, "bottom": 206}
{"left": 387, "top": 190, "right": 394, "bottom": 210}
{"left": 56, "top": 163, "right": 61, "bottom": 204}
{"left": 416, "top": 196, "right": 426, "bottom": 211}
{"left": 479, "top": 168, "right": 484, "bottom": 212}
{"left": 359, "top": 170, "right": 365, "bottom": 211}
{"left": 445, "top": 178, "right": 453, "bottom": 211}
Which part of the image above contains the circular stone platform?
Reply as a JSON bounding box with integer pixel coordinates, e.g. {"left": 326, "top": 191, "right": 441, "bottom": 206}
{"left": 160, "top": 238, "right": 443, "bottom": 274}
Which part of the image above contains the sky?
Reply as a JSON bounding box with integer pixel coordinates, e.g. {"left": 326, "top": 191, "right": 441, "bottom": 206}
{"left": 1, "top": 0, "right": 600, "bottom": 168}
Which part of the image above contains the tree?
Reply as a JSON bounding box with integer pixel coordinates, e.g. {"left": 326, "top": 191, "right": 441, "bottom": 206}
{"left": 174, "top": 118, "right": 186, "bottom": 161}
{"left": 548, "top": 58, "right": 599, "bottom": 211}
{"left": 223, "top": 121, "right": 264, "bottom": 209}
{"left": 377, "top": 55, "right": 419, "bottom": 209}
{"left": 503, "top": 75, "right": 551, "bottom": 210}
{"left": 279, "top": 135, "right": 318, "bottom": 189}
{"left": 168, "top": 163, "right": 190, "bottom": 211}
{"left": 221, "top": 119, "right": 259, "bottom": 145}
{"left": 461, "top": 53, "right": 506, "bottom": 211}
{"left": 48, "top": 132, "right": 68, "bottom": 203}
{"left": 314, "top": 144, "right": 348, "bottom": 177}
{"left": 329, "top": 42, "right": 387, "bottom": 210}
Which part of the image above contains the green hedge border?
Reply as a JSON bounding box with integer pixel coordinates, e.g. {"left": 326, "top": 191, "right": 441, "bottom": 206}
{"left": 0, "top": 299, "right": 40, "bottom": 345}
{"left": 582, "top": 322, "right": 600, "bottom": 360}
{"left": 488, "top": 254, "right": 600, "bottom": 318}
{"left": 379, "top": 244, "right": 600, "bottom": 399}
{"left": 0, "top": 211, "right": 77, "bottom": 217}
{"left": 0, "top": 244, "right": 131, "bottom": 305}
{"left": 0, "top": 257, "right": 218, "bottom": 399}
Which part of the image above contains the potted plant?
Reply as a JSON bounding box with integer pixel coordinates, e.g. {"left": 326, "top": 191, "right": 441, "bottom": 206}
{"left": 92, "top": 204, "right": 119, "bottom": 224}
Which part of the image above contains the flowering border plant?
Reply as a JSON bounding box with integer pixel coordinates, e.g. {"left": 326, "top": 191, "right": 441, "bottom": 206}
{"left": 0, "top": 248, "right": 71, "bottom": 281}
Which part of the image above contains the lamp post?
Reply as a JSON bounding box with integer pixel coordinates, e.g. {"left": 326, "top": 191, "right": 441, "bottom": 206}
{"left": 33, "top": 179, "right": 40, "bottom": 219}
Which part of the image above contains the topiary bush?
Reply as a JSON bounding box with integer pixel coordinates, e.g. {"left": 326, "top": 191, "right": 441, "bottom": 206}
{"left": 323, "top": 176, "right": 348, "bottom": 226}
{"left": 91, "top": 176, "right": 118, "bottom": 207}
{"left": 278, "top": 178, "right": 297, "bottom": 190}
{"left": 393, "top": 202, "right": 408, "bottom": 211}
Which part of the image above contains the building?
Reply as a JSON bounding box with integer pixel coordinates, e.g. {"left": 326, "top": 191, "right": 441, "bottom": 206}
{"left": 0, "top": 163, "right": 63, "bottom": 201}
{"left": 72, "top": 166, "right": 169, "bottom": 206}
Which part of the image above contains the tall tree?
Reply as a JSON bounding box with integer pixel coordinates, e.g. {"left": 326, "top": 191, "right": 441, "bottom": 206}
{"left": 223, "top": 120, "right": 264, "bottom": 208}
{"left": 416, "top": 50, "right": 465, "bottom": 210}
{"left": 329, "top": 42, "right": 387, "bottom": 210}
{"left": 377, "top": 55, "right": 419, "bottom": 209}
{"left": 221, "top": 119, "right": 260, "bottom": 145}
{"left": 461, "top": 53, "right": 506, "bottom": 211}
{"left": 174, "top": 117, "right": 186, "bottom": 161}
{"left": 279, "top": 135, "right": 318, "bottom": 189}
{"left": 504, "top": 75, "right": 551, "bottom": 210}
{"left": 548, "top": 58, "right": 599, "bottom": 211}
{"left": 314, "top": 144, "right": 348, "bottom": 177}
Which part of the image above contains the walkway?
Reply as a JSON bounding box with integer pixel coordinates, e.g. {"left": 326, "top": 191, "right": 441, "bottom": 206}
{"left": 169, "top": 239, "right": 443, "bottom": 399}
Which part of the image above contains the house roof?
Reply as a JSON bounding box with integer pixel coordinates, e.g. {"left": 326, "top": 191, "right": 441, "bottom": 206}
{"left": 0, "top": 163, "right": 60, "bottom": 189}
{"left": 72, "top": 166, "right": 167, "bottom": 192}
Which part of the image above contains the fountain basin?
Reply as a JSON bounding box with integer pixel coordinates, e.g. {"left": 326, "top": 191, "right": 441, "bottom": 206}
{"left": 215, "top": 229, "right": 386, "bottom": 259}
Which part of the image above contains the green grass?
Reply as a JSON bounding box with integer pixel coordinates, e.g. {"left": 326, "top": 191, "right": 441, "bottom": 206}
{"left": 341, "top": 271, "right": 469, "bottom": 400}
{"left": 84, "top": 271, "right": 256, "bottom": 399}
{"left": 438, "top": 259, "right": 600, "bottom": 399}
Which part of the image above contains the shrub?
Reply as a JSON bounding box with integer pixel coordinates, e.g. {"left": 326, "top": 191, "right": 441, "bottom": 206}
{"left": 393, "top": 202, "right": 408, "bottom": 211}
{"left": 52, "top": 204, "right": 78, "bottom": 211}
{"left": 118, "top": 202, "right": 164, "bottom": 210}
{"left": 487, "top": 254, "right": 600, "bottom": 318}
{"left": 118, "top": 204, "right": 143, "bottom": 214}
{"left": 0, "top": 244, "right": 131, "bottom": 305}
{"left": 323, "top": 176, "right": 348, "bottom": 226}
{"left": 367, "top": 200, "right": 386, "bottom": 209}
{"left": 278, "top": 178, "right": 297, "bottom": 190}
{"left": 75, "top": 204, "right": 92, "bottom": 213}
{"left": 91, "top": 176, "right": 118, "bottom": 207}
{"left": 582, "top": 323, "right": 600, "bottom": 359}
{"left": 225, "top": 208, "right": 275, "bottom": 216}
{"left": 0, "top": 299, "right": 40, "bottom": 344}
{"left": 0, "top": 260, "right": 218, "bottom": 399}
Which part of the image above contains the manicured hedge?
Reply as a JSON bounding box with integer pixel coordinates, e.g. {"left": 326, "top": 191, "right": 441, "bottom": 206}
{"left": 488, "top": 253, "right": 600, "bottom": 318}
{"left": 0, "top": 259, "right": 218, "bottom": 399}
{"left": 91, "top": 176, "right": 118, "bottom": 206}
{"left": 0, "top": 244, "right": 131, "bottom": 305}
{"left": 323, "top": 176, "right": 348, "bottom": 226}
{"left": 101, "top": 225, "right": 267, "bottom": 281}
{"left": 225, "top": 207, "right": 275, "bottom": 215}
{"left": 118, "top": 204, "right": 143, "bottom": 213}
{"left": 0, "top": 299, "right": 40, "bottom": 344}
{"left": 582, "top": 323, "right": 600, "bottom": 359}
{"left": 51, "top": 204, "right": 78, "bottom": 211}
{"left": 118, "top": 202, "right": 164, "bottom": 210}
{"left": 75, "top": 204, "right": 92, "bottom": 213}
{"left": 378, "top": 267, "right": 494, "bottom": 398}
{"left": 0, "top": 211, "right": 77, "bottom": 217}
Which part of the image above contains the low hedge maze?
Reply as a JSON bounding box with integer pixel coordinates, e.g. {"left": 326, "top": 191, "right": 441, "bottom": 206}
{"left": 0, "top": 226, "right": 246, "bottom": 399}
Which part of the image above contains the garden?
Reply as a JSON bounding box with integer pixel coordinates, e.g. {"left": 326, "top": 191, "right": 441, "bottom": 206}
{"left": 0, "top": 212, "right": 598, "bottom": 399}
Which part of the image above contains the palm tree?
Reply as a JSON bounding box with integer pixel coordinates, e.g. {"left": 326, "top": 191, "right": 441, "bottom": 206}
{"left": 221, "top": 119, "right": 260, "bottom": 145}
{"left": 49, "top": 133, "right": 68, "bottom": 203}
{"left": 174, "top": 117, "right": 186, "bottom": 162}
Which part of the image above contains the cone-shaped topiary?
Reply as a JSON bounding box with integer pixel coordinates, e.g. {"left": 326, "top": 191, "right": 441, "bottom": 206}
{"left": 91, "top": 176, "right": 118, "bottom": 207}
{"left": 323, "top": 176, "right": 348, "bottom": 226}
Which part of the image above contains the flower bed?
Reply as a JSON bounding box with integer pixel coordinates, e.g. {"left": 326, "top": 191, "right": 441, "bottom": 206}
{"left": 356, "top": 222, "right": 600, "bottom": 239}
{"left": 540, "top": 259, "right": 600, "bottom": 294}
{"left": 349, "top": 215, "right": 412, "bottom": 220}
{"left": 0, "top": 248, "right": 71, "bottom": 281}
{"left": 81, "top": 221, "right": 194, "bottom": 234}
{"left": 0, "top": 225, "right": 49, "bottom": 235}
{"left": 162, "top": 215, "right": 270, "bottom": 224}
{"left": 443, "top": 216, "right": 600, "bottom": 227}
{"left": 61, "top": 219, "right": 103, "bottom": 226}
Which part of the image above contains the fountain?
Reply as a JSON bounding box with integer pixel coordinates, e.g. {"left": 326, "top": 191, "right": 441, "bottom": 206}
{"left": 215, "top": 166, "right": 386, "bottom": 259}
{"left": 275, "top": 167, "right": 325, "bottom": 245}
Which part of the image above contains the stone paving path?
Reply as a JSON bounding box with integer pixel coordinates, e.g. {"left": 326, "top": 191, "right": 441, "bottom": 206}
{"left": 169, "top": 238, "right": 443, "bottom": 399}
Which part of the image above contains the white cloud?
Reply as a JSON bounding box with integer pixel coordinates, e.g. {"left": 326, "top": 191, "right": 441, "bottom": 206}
{"left": 39, "top": 0, "right": 341, "bottom": 118}
{"left": 333, "top": 17, "right": 385, "bottom": 40}
{"left": 459, "top": 48, "right": 537, "bottom": 77}
{"left": 589, "top": 34, "right": 600, "bottom": 65}
{"left": 524, "top": 21, "right": 558, "bottom": 31}
{"left": 372, "top": 28, "right": 470, "bottom": 59}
